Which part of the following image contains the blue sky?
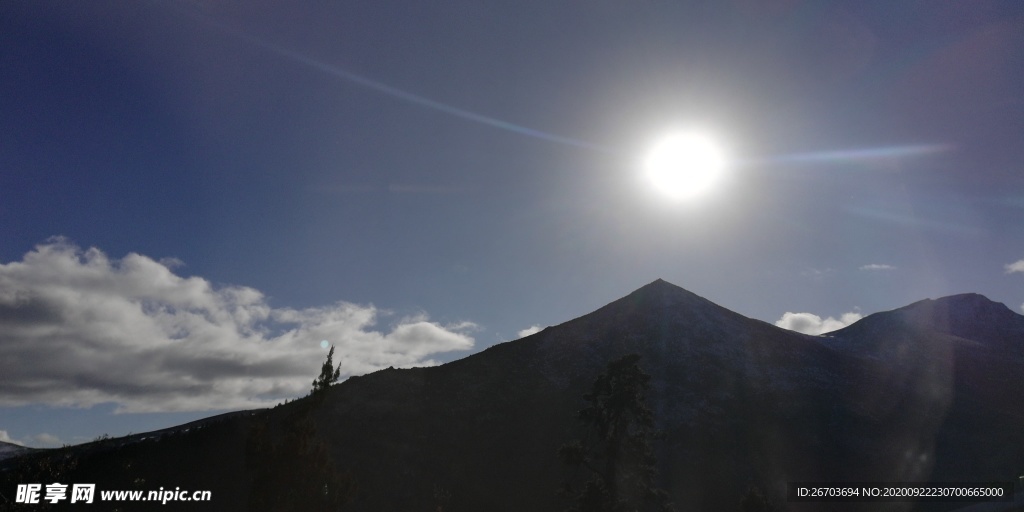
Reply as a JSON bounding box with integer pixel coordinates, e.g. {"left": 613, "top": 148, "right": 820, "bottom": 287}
{"left": 2, "top": 0, "right": 1023, "bottom": 447}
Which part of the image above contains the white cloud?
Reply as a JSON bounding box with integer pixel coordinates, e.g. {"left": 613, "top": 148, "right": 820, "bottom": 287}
{"left": 516, "top": 325, "right": 542, "bottom": 338}
{"left": 775, "top": 311, "right": 863, "bottom": 335}
{"left": 0, "top": 430, "right": 24, "bottom": 446}
{"left": 1005, "top": 259, "right": 1024, "bottom": 274}
{"left": 0, "top": 239, "right": 476, "bottom": 413}
{"left": 860, "top": 263, "right": 896, "bottom": 271}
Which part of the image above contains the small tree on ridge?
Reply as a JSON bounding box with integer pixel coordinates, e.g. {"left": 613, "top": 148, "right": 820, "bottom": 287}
{"left": 311, "top": 345, "right": 341, "bottom": 399}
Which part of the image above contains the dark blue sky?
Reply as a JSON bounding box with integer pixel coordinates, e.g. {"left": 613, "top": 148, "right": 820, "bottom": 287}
{"left": 2, "top": 0, "right": 1023, "bottom": 446}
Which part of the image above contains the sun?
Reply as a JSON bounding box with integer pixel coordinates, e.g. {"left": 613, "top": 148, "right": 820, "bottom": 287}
{"left": 643, "top": 132, "right": 726, "bottom": 200}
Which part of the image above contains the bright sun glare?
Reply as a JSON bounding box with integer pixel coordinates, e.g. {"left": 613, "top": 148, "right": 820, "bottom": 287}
{"left": 644, "top": 132, "right": 726, "bottom": 200}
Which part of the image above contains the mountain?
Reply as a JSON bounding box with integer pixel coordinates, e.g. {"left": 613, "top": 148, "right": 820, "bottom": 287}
{"left": 0, "top": 441, "right": 31, "bottom": 462}
{"left": 2, "top": 280, "right": 1022, "bottom": 511}
{"left": 829, "top": 294, "right": 1024, "bottom": 505}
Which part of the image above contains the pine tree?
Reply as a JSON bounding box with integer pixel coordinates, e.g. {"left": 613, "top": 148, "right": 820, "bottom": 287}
{"left": 559, "top": 354, "right": 675, "bottom": 512}
{"left": 246, "top": 345, "right": 355, "bottom": 511}
{"left": 310, "top": 345, "right": 341, "bottom": 398}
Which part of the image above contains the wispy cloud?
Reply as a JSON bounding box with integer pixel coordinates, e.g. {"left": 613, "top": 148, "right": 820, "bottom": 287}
{"left": 800, "top": 268, "right": 834, "bottom": 281}
{"left": 859, "top": 263, "right": 896, "bottom": 271}
{"left": 0, "top": 239, "right": 476, "bottom": 413}
{"left": 775, "top": 311, "right": 863, "bottom": 335}
{"left": 1005, "top": 259, "right": 1024, "bottom": 274}
{"left": 516, "top": 325, "right": 543, "bottom": 338}
{"left": 32, "top": 433, "right": 60, "bottom": 447}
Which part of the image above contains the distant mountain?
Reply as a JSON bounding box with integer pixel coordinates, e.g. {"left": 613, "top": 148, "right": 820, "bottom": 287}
{"left": 2, "top": 280, "right": 1022, "bottom": 511}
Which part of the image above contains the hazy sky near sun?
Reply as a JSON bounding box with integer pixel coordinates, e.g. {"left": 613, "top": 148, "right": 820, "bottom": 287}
{"left": 2, "top": 0, "right": 1023, "bottom": 446}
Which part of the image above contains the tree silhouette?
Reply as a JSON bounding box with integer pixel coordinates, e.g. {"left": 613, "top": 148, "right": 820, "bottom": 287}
{"left": 310, "top": 345, "right": 341, "bottom": 399}
{"left": 244, "top": 344, "right": 355, "bottom": 510}
{"left": 245, "top": 404, "right": 355, "bottom": 511}
{"left": 559, "top": 354, "right": 674, "bottom": 512}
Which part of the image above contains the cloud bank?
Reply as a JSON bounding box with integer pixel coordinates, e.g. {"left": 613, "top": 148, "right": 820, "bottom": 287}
{"left": 775, "top": 311, "right": 863, "bottom": 335}
{"left": 0, "top": 239, "right": 475, "bottom": 413}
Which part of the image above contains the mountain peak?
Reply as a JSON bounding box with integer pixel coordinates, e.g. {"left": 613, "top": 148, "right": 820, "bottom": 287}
{"left": 900, "top": 292, "right": 1014, "bottom": 320}
{"left": 628, "top": 278, "right": 709, "bottom": 303}
{"left": 633, "top": 278, "right": 675, "bottom": 293}
{"left": 551, "top": 279, "right": 755, "bottom": 342}
{"left": 838, "top": 292, "right": 1024, "bottom": 344}
{"left": 930, "top": 292, "right": 1009, "bottom": 309}
{"left": 609, "top": 279, "right": 738, "bottom": 318}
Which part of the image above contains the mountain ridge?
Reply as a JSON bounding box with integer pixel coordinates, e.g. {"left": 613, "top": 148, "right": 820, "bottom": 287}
{"left": 3, "top": 280, "right": 1022, "bottom": 512}
{"left": 831, "top": 291, "right": 1024, "bottom": 357}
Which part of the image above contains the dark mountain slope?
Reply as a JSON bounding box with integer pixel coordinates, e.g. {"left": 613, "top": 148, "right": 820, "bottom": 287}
{"left": 825, "top": 294, "right": 1024, "bottom": 510}
{"left": 308, "top": 280, "right": 906, "bottom": 510}
{"left": 3, "top": 281, "right": 1022, "bottom": 512}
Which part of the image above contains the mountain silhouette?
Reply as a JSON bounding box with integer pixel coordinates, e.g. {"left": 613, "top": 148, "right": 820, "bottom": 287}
{"left": 3, "top": 280, "right": 1022, "bottom": 511}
